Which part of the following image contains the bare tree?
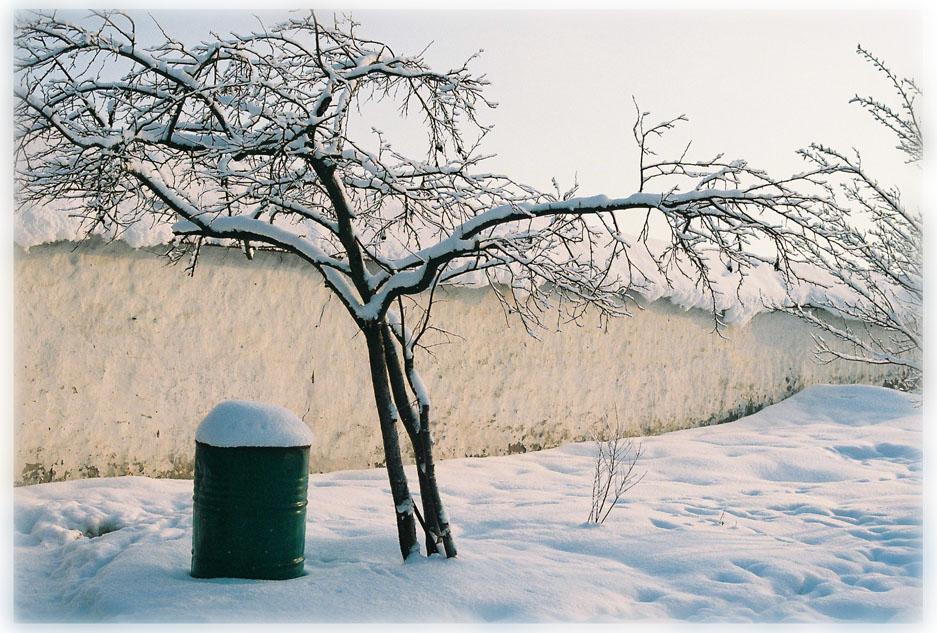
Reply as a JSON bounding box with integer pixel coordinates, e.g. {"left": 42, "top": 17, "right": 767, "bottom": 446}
{"left": 792, "top": 46, "right": 922, "bottom": 390}
{"left": 15, "top": 11, "right": 838, "bottom": 560}
{"left": 588, "top": 416, "right": 645, "bottom": 525}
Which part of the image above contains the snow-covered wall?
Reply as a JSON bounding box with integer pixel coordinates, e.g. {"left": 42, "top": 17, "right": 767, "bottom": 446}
{"left": 14, "top": 240, "right": 895, "bottom": 485}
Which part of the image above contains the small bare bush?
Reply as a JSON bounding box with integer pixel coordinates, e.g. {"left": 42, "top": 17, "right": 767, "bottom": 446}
{"left": 588, "top": 417, "right": 645, "bottom": 524}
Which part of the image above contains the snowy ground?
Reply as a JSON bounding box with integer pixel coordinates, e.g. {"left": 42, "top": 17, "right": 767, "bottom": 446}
{"left": 14, "top": 385, "right": 922, "bottom": 622}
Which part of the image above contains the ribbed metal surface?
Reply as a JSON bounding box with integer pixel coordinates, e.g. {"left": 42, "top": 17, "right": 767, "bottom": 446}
{"left": 191, "top": 442, "right": 310, "bottom": 580}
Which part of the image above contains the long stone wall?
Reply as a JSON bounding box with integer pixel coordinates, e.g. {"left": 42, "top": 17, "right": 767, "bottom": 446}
{"left": 13, "top": 239, "right": 894, "bottom": 485}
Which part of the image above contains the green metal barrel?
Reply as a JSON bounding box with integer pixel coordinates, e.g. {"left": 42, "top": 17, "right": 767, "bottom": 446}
{"left": 191, "top": 442, "right": 310, "bottom": 579}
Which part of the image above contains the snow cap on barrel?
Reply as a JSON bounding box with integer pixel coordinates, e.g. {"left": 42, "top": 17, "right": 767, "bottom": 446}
{"left": 195, "top": 400, "right": 314, "bottom": 448}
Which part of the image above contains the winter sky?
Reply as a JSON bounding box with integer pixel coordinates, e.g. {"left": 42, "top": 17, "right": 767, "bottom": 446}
{"left": 24, "top": 3, "right": 923, "bottom": 209}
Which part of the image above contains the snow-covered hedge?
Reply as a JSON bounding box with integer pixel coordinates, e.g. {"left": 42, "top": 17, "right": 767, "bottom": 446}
{"left": 14, "top": 239, "right": 897, "bottom": 485}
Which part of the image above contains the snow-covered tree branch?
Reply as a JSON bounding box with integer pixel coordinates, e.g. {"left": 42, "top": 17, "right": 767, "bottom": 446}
{"left": 791, "top": 46, "right": 921, "bottom": 389}
{"left": 15, "top": 10, "right": 843, "bottom": 560}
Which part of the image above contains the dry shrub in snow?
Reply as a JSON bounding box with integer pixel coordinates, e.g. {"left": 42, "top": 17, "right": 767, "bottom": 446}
{"left": 588, "top": 417, "right": 645, "bottom": 525}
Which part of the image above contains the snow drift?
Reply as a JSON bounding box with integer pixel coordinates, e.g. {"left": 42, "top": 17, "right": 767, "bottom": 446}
{"left": 13, "top": 385, "right": 922, "bottom": 622}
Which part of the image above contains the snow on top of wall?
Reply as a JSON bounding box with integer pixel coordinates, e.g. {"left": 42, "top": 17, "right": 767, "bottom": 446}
{"left": 12, "top": 204, "right": 860, "bottom": 327}
{"left": 195, "top": 400, "right": 314, "bottom": 448}
{"left": 599, "top": 236, "right": 856, "bottom": 326}
{"left": 14, "top": 203, "right": 175, "bottom": 249}
{"left": 429, "top": 233, "right": 861, "bottom": 327}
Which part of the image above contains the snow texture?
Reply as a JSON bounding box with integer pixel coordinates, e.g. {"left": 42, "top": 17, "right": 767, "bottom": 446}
{"left": 14, "top": 241, "right": 898, "bottom": 483}
{"left": 15, "top": 206, "right": 862, "bottom": 328}
{"left": 194, "top": 400, "right": 313, "bottom": 448}
{"left": 14, "top": 385, "right": 922, "bottom": 622}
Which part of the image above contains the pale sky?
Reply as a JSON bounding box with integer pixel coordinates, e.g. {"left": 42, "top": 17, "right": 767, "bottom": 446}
{"left": 13, "top": 4, "right": 924, "bottom": 231}
{"left": 94, "top": 7, "right": 922, "bottom": 202}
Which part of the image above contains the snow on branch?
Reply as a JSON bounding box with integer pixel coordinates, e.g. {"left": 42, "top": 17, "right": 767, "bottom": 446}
{"left": 16, "top": 10, "right": 847, "bottom": 335}
{"left": 788, "top": 47, "right": 921, "bottom": 386}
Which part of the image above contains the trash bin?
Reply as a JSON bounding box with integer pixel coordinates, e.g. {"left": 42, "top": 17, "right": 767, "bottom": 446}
{"left": 190, "top": 400, "right": 314, "bottom": 580}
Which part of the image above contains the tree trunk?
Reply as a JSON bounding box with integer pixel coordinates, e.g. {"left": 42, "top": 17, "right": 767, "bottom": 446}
{"left": 412, "top": 394, "right": 457, "bottom": 558}
{"left": 381, "top": 323, "right": 457, "bottom": 558}
{"left": 363, "top": 325, "right": 419, "bottom": 560}
{"left": 381, "top": 324, "right": 441, "bottom": 556}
